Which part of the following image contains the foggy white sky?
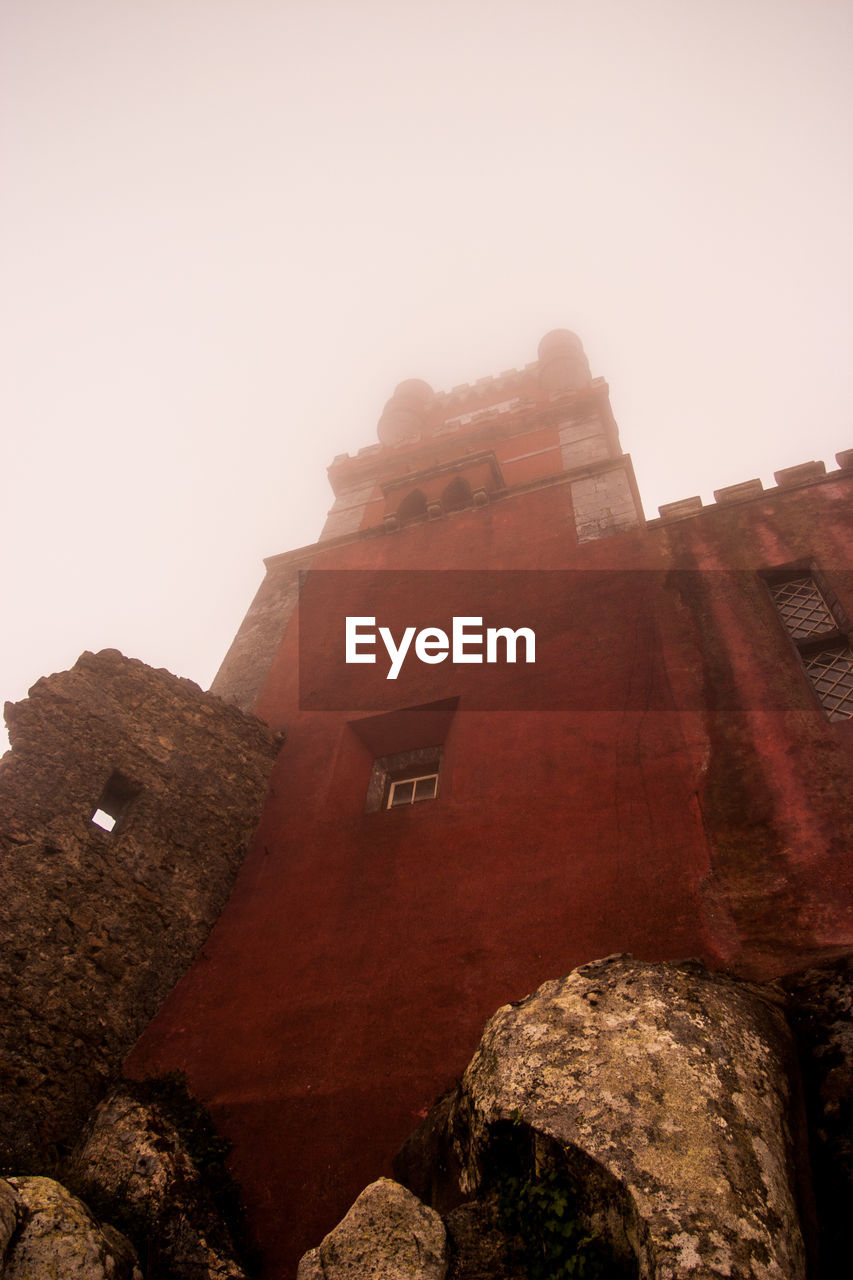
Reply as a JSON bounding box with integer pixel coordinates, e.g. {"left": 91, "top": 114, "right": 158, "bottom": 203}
{"left": 2, "top": 0, "right": 853, "bottom": 749}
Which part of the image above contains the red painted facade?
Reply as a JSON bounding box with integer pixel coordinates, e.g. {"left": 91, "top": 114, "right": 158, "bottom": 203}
{"left": 126, "top": 333, "right": 853, "bottom": 1276}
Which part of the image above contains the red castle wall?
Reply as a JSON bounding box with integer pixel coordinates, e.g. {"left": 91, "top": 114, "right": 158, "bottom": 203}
{"left": 126, "top": 341, "right": 853, "bottom": 1276}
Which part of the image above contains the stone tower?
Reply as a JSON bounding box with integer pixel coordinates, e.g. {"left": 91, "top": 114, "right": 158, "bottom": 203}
{"left": 127, "top": 332, "right": 853, "bottom": 1276}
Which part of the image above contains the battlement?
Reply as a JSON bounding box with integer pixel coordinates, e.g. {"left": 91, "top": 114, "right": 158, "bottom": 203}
{"left": 653, "top": 451, "right": 853, "bottom": 523}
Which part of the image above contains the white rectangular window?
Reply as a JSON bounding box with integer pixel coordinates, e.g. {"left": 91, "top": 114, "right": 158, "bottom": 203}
{"left": 387, "top": 773, "right": 439, "bottom": 808}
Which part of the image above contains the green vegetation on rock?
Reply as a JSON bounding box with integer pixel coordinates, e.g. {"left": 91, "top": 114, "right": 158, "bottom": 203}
{"left": 496, "top": 1165, "right": 621, "bottom": 1280}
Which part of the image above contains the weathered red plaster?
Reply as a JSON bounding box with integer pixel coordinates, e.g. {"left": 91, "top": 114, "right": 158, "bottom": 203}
{"left": 127, "top": 351, "right": 853, "bottom": 1276}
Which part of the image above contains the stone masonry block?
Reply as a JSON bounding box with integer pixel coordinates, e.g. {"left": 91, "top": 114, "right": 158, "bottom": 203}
{"left": 658, "top": 496, "right": 703, "bottom": 519}
{"left": 713, "top": 478, "right": 763, "bottom": 504}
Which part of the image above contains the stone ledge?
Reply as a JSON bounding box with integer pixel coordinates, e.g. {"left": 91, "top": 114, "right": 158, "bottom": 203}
{"left": 713, "top": 478, "right": 764, "bottom": 504}
{"left": 774, "top": 460, "right": 827, "bottom": 487}
{"left": 658, "top": 495, "right": 703, "bottom": 520}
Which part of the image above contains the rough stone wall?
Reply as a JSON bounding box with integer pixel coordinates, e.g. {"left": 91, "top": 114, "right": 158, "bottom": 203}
{"left": 320, "top": 477, "right": 379, "bottom": 541}
{"left": 210, "top": 549, "right": 314, "bottom": 713}
{"left": 557, "top": 414, "right": 611, "bottom": 471}
{"left": 0, "top": 649, "right": 279, "bottom": 1170}
{"left": 570, "top": 463, "right": 643, "bottom": 542}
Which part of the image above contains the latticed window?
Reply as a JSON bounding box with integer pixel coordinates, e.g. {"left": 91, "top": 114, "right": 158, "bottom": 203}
{"left": 802, "top": 646, "right": 853, "bottom": 721}
{"left": 768, "top": 576, "right": 836, "bottom": 640}
{"left": 767, "top": 572, "right": 853, "bottom": 720}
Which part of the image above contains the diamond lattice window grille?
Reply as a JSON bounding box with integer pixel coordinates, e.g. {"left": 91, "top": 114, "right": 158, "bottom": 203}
{"left": 802, "top": 645, "right": 853, "bottom": 720}
{"left": 769, "top": 576, "right": 836, "bottom": 640}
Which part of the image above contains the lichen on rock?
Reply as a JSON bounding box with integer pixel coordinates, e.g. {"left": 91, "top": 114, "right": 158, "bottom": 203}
{"left": 3, "top": 1175, "right": 141, "bottom": 1280}
{"left": 0, "top": 1180, "right": 21, "bottom": 1269}
{"left": 297, "top": 1178, "right": 447, "bottom": 1280}
{"left": 66, "top": 1083, "right": 247, "bottom": 1279}
{"left": 453, "top": 956, "right": 807, "bottom": 1279}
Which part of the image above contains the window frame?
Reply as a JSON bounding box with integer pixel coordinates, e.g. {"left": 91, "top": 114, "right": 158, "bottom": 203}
{"left": 386, "top": 771, "right": 440, "bottom": 809}
{"left": 762, "top": 565, "right": 853, "bottom": 721}
{"left": 364, "top": 746, "right": 443, "bottom": 813}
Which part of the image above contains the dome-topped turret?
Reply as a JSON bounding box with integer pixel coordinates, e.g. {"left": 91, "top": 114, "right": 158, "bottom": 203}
{"left": 377, "top": 378, "right": 435, "bottom": 446}
{"left": 537, "top": 329, "right": 591, "bottom": 394}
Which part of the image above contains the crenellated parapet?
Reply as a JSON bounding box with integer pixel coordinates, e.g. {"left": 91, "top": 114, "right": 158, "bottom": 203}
{"left": 654, "top": 452, "right": 853, "bottom": 523}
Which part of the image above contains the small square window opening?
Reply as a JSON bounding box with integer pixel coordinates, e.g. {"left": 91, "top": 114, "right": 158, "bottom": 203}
{"left": 90, "top": 770, "right": 140, "bottom": 834}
